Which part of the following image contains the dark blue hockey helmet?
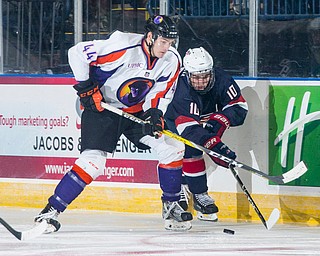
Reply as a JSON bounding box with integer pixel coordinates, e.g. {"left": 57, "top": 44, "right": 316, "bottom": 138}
{"left": 144, "top": 15, "right": 179, "bottom": 40}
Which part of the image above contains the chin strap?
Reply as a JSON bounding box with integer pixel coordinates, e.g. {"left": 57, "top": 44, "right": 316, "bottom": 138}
{"left": 145, "top": 38, "right": 155, "bottom": 58}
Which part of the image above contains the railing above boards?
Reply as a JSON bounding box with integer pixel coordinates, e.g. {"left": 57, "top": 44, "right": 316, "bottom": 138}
{"left": 147, "top": 0, "right": 320, "bottom": 20}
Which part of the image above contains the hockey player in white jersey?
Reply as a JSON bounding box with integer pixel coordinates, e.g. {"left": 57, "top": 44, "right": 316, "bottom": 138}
{"left": 35, "top": 15, "right": 193, "bottom": 232}
{"left": 165, "top": 47, "right": 248, "bottom": 221}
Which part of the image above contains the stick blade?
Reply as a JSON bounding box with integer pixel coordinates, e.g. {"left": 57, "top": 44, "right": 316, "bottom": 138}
{"left": 281, "top": 161, "right": 308, "bottom": 184}
{"left": 266, "top": 208, "right": 280, "bottom": 230}
{"left": 20, "top": 221, "right": 48, "bottom": 241}
{"left": 0, "top": 218, "right": 48, "bottom": 241}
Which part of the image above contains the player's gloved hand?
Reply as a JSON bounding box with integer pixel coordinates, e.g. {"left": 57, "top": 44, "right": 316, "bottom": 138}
{"left": 142, "top": 108, "right": 164, "bottom": 139}
{"left": 73, "top": 79, "right": 105, "bottom": 112}
{"left": 203, "top": 136, "right": 236, "bottom": 168}
{"left": 203, "top": 113, "right": 230, "bottom": 137}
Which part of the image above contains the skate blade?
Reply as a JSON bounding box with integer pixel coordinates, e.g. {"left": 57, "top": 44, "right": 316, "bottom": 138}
{"left": 43, "top": 224, "right": 57, "bottom": 234}
{"left": 41, "top": 220, "right": 60, "bottom": 234}
{"left": 164, "top": 219, "right": 192, "bottom": 231}
{"left": 197, "top": 212, "right": 218, "bottom": 222}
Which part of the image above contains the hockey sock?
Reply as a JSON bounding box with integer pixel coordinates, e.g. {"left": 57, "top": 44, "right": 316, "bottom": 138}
{"left": 48, "top": 170, "right": 88, "bottom": 212}
{"left": 158, "top": 166, "right": 182, "bottom": 202}
{"left": 183, "top": 158, "right": 208, "bottom": 194}
{"left": 184, "top": 174, "right": 208, "bottom": 194}
{"left": 181, "top": 174, "right": 187, "bottom": 185}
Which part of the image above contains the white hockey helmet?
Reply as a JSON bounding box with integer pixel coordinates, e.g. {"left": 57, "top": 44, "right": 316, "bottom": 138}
{"left": 183, "top": 47, "right": 215, "bottom": 94}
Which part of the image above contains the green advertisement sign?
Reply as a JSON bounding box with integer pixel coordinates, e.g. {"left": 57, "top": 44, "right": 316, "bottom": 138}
{"left": 269, "top": 86, "right": 320, "bottom": 187}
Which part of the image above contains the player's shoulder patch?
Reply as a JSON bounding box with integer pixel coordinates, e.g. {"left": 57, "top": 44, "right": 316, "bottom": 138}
{"left": 107, "top": 31, "right": 143, "bottom": 46}
{"left": 163, "top": 47, "right": 181, "bottom": 66}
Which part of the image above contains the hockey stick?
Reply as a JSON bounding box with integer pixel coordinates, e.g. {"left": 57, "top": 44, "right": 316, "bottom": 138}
{"left": 0, "top": 218, "right": 48, "bottom": 241}
{"left": 161, "top": 130, "right": 307, "bottom": 184}
{"left": 100, "top": 102, "right": 308, "bottom": 184}
{"left": 229, "top": 165, "right": 280, "bottom": 230}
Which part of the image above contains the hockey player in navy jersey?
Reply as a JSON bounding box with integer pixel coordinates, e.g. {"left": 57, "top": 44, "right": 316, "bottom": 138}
{"left": 34, "top": 15, "right": 194, "bottom": 232}
{"left": 165, "top": 47, "right": 248, "bottom": 221}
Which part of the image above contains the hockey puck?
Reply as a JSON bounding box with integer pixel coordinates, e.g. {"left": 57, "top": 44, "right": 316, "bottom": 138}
{"left": 223, "top": 228, "right": 235, "bottom": 235}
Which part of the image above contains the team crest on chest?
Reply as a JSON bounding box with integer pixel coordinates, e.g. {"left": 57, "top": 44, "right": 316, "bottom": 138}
{"left": 117, "top": 78, "right": 154, "bottom": 107}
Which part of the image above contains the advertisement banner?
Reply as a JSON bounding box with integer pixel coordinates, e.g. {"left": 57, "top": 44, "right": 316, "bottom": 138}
{"left": 0, "top": 77, "right": 159, "bottom": 184}
{"left": 269, "top": 85, "right": 320, "bottom": 187}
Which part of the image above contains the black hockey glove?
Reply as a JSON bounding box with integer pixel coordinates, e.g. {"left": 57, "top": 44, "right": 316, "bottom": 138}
{"left": 73, "top": 79, "right": 105, "bottom": 113}
{"left": 203, "top": 136, "right": 236, "bottom": 168}
{"left": 141, "top": 108, "right": 164, "bottom": 139}
{"left": 203, "top": 113, "right": 230, "bottom": 138}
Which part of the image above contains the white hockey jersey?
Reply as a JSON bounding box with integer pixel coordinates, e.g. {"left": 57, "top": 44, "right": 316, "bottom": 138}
{"left": 68, "top": 30, "right": 181, "bottom": 114}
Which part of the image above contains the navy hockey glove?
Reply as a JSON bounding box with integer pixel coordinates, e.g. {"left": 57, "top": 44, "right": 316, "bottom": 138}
{"left": 74, "top": 79, "right": 105, "bottom": 113}
{"left": 142, "top": 108, "right": 164, "bottom": 138}
{"left": 203, "top": 113, "right": 230, "bottom": 137}
{"left": 203, "top": 136, "right": 236, "bottom": 168}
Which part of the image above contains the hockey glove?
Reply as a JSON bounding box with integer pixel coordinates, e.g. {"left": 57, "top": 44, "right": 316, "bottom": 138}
{"left": 203, "top": 113, "right": 230, "bottom": 138}
{"left": 142, "top": 108, "right": 164, "bottom": 138}
{"left": 203, "top": 136, "right": 236, "bottom": 168}
{"left": 74, "top": 79, "right": 104, "bottom": 113}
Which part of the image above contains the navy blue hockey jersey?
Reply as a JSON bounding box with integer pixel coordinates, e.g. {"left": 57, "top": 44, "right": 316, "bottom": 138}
{"left": 165, "top": 67, "right": 248, "bottom": 146}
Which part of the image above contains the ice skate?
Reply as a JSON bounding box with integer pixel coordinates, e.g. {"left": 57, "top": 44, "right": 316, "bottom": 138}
{"left": 193, "top": 192, "right": 219, "bottom": 222}
{"left": 162, "top": 200, "right": 193, "bottom": 231}
{"left": 178, "top": 184, "right": 191, "bottom": 211}
{"left": 34, "top": 203, "right": 61, "bottom": 233}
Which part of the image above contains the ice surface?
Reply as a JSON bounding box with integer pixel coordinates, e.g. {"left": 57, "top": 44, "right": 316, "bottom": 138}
{"left": 0, "top": 207, "right": 319, "bottom": 256}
